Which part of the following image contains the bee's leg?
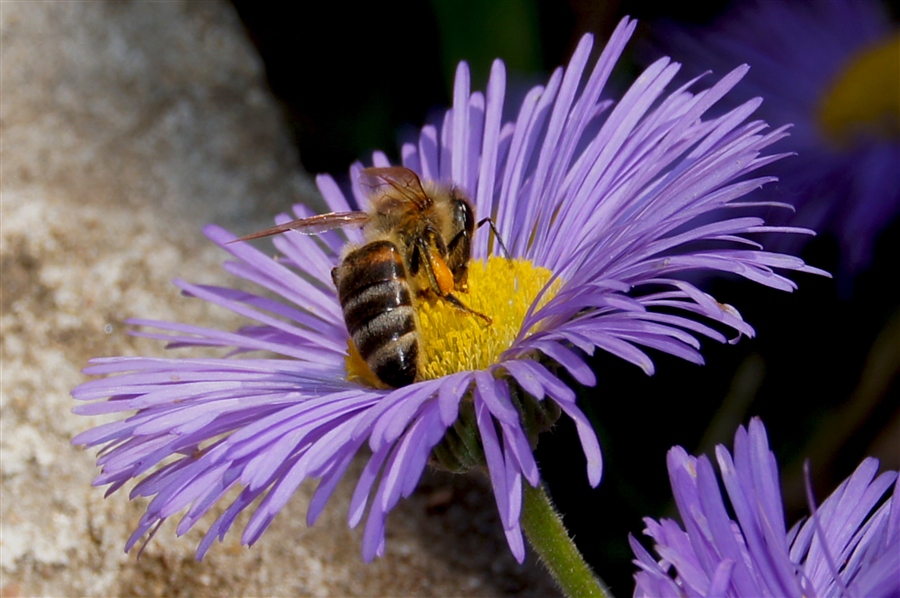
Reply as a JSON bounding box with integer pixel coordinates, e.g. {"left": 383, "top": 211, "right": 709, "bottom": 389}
{"left": 443, "top": 293, "right": 492, "bottom": 325}
{"left": 416, "top": 231, "right": 454, "bottom": 297}
{"left": 408, "top": 239, "right": 422, "bottom": 277}
{"left": 445, "top": 227, "right": 471, "bottom": 291}
{"left": 424, "top": 225, "right": 449, "bottom": 258}
{"left": 445, "top": 195, "right": 473, "bottom": 290}
{"left": 415, "top": 236, "right": 492, "bottom": 325}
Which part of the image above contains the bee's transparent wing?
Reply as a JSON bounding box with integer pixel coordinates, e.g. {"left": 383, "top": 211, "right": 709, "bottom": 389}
{"left": 360, "top": 166, "right": 429, "bottom": 212}
{"left": 227, "top": 211, "right": 370, "bottom": 243}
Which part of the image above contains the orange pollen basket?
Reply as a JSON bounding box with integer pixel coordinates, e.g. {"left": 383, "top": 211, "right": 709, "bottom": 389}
{"left": 431, "top": 254, "right": 456, "bottom": 296}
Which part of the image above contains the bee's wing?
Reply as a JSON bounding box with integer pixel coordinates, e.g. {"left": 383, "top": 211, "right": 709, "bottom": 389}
{"left": 359, "top": 166, "right": 429, "bottom": 213}
{"left": 227, "top": 211, "right": 370, "bottom": 243}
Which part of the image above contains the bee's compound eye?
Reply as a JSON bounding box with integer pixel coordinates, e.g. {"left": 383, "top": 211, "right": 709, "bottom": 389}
{"left": 451, "top": 195, "right": 475, "bottom": 234}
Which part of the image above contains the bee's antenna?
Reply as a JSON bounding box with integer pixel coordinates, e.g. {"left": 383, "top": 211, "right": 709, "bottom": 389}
{"left": 477, "top": 217, "right": 511, "bottom": 259}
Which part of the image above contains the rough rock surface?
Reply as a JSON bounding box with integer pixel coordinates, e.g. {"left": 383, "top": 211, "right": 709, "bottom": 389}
{"left": 1, "top": 2, "right": 558, "bottom": 595}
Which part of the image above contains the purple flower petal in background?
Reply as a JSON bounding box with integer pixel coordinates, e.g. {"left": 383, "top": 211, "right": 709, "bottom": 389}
{"left": 631, "top": 417, "right": 899, "bottom": 597}
{"left": 73, "top": 17, "right": 824, "bottom": 563}
{"left": 657, "top": 0, "right": 900, "bottom": 278}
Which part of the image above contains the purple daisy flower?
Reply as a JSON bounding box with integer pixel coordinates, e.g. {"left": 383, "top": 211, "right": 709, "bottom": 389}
{"left": 72, "top": 18, "right": 824, "bottom": 563}
{"left": 630, "top": 418, "right": 899, "bottom": 597}
{"left": 657, "top": 0, "right": 900, "bottom": 277}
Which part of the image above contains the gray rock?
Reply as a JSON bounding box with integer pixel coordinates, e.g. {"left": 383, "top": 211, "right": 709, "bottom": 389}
{"left": 0, "top": 2, "right": 557, "bottom": 595}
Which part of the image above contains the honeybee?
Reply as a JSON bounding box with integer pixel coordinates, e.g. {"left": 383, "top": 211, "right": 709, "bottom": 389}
{"left": 231, "top": 166, "right": 490, "bottom": 388}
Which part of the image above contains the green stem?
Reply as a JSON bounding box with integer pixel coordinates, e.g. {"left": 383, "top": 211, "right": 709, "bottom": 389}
{"left": 521, "top": 482, "right": 612, "bottom": 598}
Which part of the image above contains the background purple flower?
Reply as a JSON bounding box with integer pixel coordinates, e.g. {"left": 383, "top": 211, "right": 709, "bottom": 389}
{"left": 655, "top": 0, "right": 900, "bottom": 279}
{"left": 631, "top": 417, "right": 899, "bottom": 597}
{"left": 73, "top": 18, "right": 823, "bottom": 564}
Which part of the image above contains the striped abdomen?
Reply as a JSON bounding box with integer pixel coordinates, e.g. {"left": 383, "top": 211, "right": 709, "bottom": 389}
{"left": 333, "top": 240, "right": 418, "bottom": 388}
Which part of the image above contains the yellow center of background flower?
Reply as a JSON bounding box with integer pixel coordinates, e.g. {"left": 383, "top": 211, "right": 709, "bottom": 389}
{"left": 817, "top": 33, "right": 900, "bottom": 144}
{"left": 344, "top": 257, "right": 560, "bottom": 387}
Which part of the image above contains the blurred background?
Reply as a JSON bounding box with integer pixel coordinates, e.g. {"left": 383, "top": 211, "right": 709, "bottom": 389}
{"left": 229, "top": 0, "right": 899, "bottom": 592}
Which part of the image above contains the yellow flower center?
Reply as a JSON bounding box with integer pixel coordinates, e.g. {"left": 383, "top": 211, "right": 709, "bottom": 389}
{"left": 345, "top": 256, "right": 560, "bottom": 387}
{"left": 817, "top": 33, "right": 900, "bottom": 145}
